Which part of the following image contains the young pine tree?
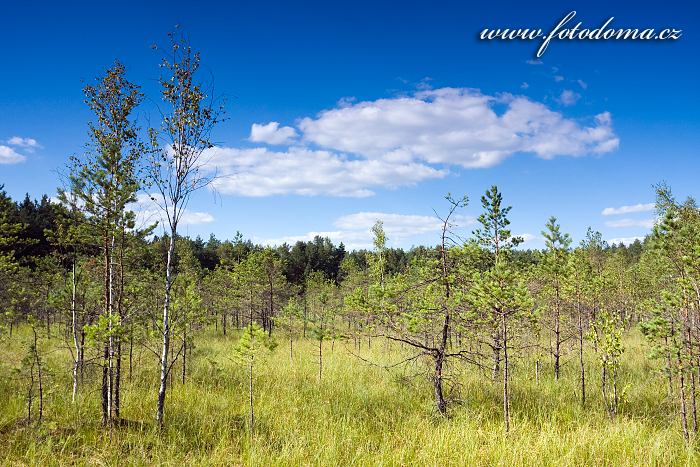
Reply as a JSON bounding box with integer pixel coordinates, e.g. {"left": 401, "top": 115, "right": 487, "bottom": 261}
{"left": 68, "top": 61, "right": 142, "bottom": 424}
{"left": 538, "top": 216, "right": 572, "bottom": 380}
{"left": 232, "top": 323, "right": 276, "bottom": 433}
{"left": 468, "top": 186, "right": 534, "bottom": 432}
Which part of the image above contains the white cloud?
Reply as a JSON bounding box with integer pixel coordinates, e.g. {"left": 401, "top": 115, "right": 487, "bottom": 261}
{"left": 7, "top": 136, "right": 41, "bottom": 150}
{"left": 604, "top": 218, "right": 656, "bottom": 229}
{"left": 204, "top": 146, "right": 446, "bottom": 197}
{"left": 201, "top": 88, "right": 618, "bottom": 198}
{"left": 577, "top": 79, "right": 588, "bottom": 90}
{"left": 601, "top": 203, "right": 655, "bottom": 216}
{"left": 299, "top": 88, "right": 618, "bottom": 168}
{"left": 335, "top": 211, "right": 474, "bottom": 237}
{"left": 558, "top": 89, "right": 580, "bottom": 106}
{"left": 607, "top": 236, "right": 645, "bottom": 245}
{"left": 526, "top": 59, "right": 543, "bottom": 65}
{"left": 0, "top": 136, "right": 41, "bottom": 164}
{"left": 0, "top": 145, "right": 26, "bottom": 164}
{"left": 131, "top": 194, "right": 214, "bottom": 230}
{"left": 249, "top": 122, "right": 297, "bottom": 145}
{"left": 554, "top": 75, "right": 565, "bottom": 82}
{"left": 181, "top": 211, "right": 215, "bottom": 225}
{"left": 260, "top": 211, "right": 474, "bottom": 250}
{"left": 520, "top": 82, "right": 529, "bottom": 89}
{"left": 517, "top": 233, "right": 541, "bottom": 244}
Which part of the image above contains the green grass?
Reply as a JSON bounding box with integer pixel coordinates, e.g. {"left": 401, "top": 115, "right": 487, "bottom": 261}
{"left": 0, "top": 328, "right": 697, "bottom": 465}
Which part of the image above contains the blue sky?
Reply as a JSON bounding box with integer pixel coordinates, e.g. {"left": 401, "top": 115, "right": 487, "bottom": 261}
{"left": 1, "top": 0, "right": 698, "bottom": 249}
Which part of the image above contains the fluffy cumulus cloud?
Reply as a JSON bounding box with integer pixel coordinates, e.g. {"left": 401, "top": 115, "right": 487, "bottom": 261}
{"left": 204, "top": 146, "right": 446, "bottom": 197}
{"left": 0, "top": 145, "right": 26, "bottom": 164}
{"left": 299, "top": 88, "right": 617, "bottom": 167}
{"left": 249, "top": 122, "right": 297, "bottom": 145}
{"left": 131, "top": 194, "right": 214, "bottom": 229}
{"left": 602, "top": 203, "right": 655, "bottom": 216}
{"left": 180, "top": 211, "right": 215, "bottom": 225}
{"left": 7, "top": 136, "right": 41, "bottom": 150}
{"left": 260, "top": 211, "right": 474, "bottom": 250}
{"left": 1, "top": 136, "right": 41, "bottom": 164}
{"left": 204, "top": 87, "right": 618, "bottom": 197}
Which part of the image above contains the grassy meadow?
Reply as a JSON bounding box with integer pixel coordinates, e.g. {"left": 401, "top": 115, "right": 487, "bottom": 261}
{"left": 0, "top": 326, "right": 696, "bottom": 466}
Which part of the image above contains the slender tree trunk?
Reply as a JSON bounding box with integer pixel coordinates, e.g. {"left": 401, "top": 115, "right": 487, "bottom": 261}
{"left": 679, "top": 350, "right": 690, "bottom": 442}
{"left": 691, "top": 368, "right": 698, "bottom": 434}
{"left": 688, "top": 323, "right": 698, "bottom": 434}
{"left": 115, "top": 339, "right": 122, "bottom": 419}
{"left": 303, "top": 302, "right": 307, "bottom": 338}
{"left": 71, "top": 258, "right": 80, "bottom": 404}
{"left": 101, "top": 343, "right": 109, "bottom": 424}
{"left": 101, "top": 233, "right": 110, "bottom": 424}
{"left": 433, "top": 352, "right": 447, "bottom": 415}
{"left": 492, "top": 328, "right": 501, "bottom": 381}
{"left": 665, "top": 336, "right": 673, "bottom": 397}
{"left": 30, "top": 327, "right": 43, "bottom": 422}
{"left": 156, "top": 231, "right": 176, "bottom": 425}
{"left": 502, "top": 312, "right": 510, "bottom": 432}
{"left": 129, "top": 328, "right": 133, "bottom": 383}
{"left": 37, "top": 348, "right": 43, "bottom": 422}
{"left": 114, "top": 222, "right": 127, "bottom": 420}
{"left": 27, "top": 357, "right": 34, "bottom": 422}
{"left": 434, "top": 216, "right": 450, "bottom": 415}
{"left": 434, "top": 298, "right": 450, "bottom": 416}
{"left": 554, "top": 298, "right": 560, "bottom": 380}
{"left": 578, "top": 301, "right": 586, "bottom": 406}
{"left": 601, "top": 362, "right": 609, "bottom": 416}
{"left": 107, "top": 235, "right": 115, "bottom": 421}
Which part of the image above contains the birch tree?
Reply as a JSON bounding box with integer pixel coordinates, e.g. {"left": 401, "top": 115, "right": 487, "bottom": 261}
{"left": 148, "top": 30, "right": 224, "bottom": 425}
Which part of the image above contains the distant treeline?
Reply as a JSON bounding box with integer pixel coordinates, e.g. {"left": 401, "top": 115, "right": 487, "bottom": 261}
{"left": 0, "top": 187, "right": 645, "bottom": 285}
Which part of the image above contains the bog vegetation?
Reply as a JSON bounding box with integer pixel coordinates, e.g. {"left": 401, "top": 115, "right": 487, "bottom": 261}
{"left": 1, "top": 32, "right": 700, "bottom": 465}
